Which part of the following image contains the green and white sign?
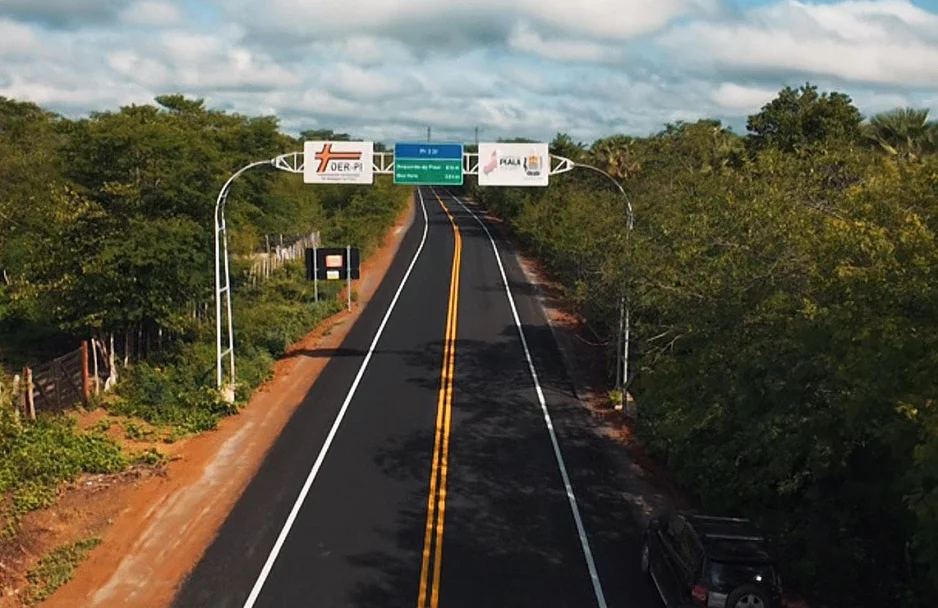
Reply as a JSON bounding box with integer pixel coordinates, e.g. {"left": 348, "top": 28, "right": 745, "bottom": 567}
{"left": 393, "top": 143, "right": 464, "bottom": 186}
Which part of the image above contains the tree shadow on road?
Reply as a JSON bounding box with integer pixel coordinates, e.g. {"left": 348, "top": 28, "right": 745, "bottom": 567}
{"left": 344, "top": 323, "right": 668, "bottom": 608}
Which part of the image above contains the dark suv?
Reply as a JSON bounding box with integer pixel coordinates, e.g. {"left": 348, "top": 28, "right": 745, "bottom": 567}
{"left": 641, "top": 512, "right": 783, "bottom": 608}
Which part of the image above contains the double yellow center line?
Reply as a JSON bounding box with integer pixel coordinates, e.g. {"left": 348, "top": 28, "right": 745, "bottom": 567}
{"left": 416, "top": 189, "right": 461, "bottom": 608}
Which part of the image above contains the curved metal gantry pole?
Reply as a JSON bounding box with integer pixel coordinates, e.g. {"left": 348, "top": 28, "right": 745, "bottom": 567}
{"left": 214, "top": 159, "right": 273, "bottom": 398}
{"left": 572, "top": 162, "right": 635, "bottom": 396}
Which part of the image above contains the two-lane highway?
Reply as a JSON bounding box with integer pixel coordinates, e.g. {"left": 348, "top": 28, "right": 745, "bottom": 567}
{"left": 173, "top": 187, "right": 663, "bottom": 608}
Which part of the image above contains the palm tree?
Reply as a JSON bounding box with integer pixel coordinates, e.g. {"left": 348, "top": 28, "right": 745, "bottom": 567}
{"left": 927, "top": 121, "right": 938, "bottom": 154}
{"left": 589, "top": 135, "right": 641, "bottom": 180}
{"left": 865, "top": 107, "right": 935, "bottom": 159}
{"left": 549, "top": 132, "right": 586, "bottom": 163}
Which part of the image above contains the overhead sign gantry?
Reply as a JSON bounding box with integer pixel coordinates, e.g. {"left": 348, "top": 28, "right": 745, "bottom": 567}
{"left": 214, "top": 138, "right": 604, "bottom": 402}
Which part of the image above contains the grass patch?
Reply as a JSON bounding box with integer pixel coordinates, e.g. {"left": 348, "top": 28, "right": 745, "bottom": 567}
{"left": 89, "top": 418, "right": 113, "bottom": 434}
{"left": 132, "top": 447, "right": 166, "bottom": 466}
{"left": 23, "top": 537, "right": 102, "bottom": 605}
{"left": 0, "top": 407, "right": 126, "bottom": 520}
{"left": 122, "top": 420, "right": 155, "bottom": 442}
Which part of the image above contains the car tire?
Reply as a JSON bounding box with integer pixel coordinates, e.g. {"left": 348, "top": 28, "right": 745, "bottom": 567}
{"left": 726, "top": 584, "right": 770, "bottom": 608}
{"left": 640, "top": 539, "right": 650, "bottom": 575}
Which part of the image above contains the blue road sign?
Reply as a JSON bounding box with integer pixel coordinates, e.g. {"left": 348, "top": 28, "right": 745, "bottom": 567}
{"left": 394, "top": 143, "right": 463, "bottom": 161}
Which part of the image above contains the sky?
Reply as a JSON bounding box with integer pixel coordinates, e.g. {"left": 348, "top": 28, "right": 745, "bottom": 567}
{"left": 0, "top": 0, "right": 937, "bottom": 143}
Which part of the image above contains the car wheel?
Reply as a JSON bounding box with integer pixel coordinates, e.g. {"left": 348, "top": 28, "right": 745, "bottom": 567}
{"left": 640, "top": 540, "right": 650, "bottom": 575}
{"left": 726, "top": 584, "right": 770, "bottom": 608}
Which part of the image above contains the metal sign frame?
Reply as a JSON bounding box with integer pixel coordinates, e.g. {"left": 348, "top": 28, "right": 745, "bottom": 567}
{"left": 214, "top": 150, "right": 578, "bottom": 401}
{"left": 273, "top": 151, "right": 575, "bottom": 177}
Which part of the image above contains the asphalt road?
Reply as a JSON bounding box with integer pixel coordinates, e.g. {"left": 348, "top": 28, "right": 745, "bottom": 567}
{"left": 172, "top": 187, "right": 664, "bottom": 608}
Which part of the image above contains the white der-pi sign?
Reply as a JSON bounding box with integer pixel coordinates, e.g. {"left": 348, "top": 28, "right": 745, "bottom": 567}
{"left": 477, "top": 142, "right": 550, "bottom": 187}
{"left": 304, "top": 141, "right": 374, "bottom": 184}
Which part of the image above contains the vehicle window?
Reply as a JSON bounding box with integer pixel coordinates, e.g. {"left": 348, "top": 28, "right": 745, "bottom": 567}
{"left": 667, "top": 517, "right": 702, "bottom": 571}
{"left": 668, "top": 516, "right": 685, "bottom": 535}
{"left": 675, "top": 526, "right": 703, "bottom": 568}
{"left": 709, "top": 561, "right": 777, "bottom": 588}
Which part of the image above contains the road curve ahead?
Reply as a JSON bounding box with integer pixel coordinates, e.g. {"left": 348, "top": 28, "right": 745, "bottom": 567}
{"left": 172, "top": 187, "right": 662, "bottom": 608}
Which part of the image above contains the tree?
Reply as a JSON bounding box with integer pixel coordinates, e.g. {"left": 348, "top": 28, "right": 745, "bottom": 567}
{"left": 299, "top": 129, "right": 351, "bottom": 141}
{"left": 549, "top": 132, "right": 586, "bottom": 162}
{"left": 589, "top": 134, "right": 641, "bottom": 180}
{"left": 747, "top": 83, "right": 863, "bottom": 153}
{"left": 472, "top": 92, "right": 938, "bottom": 606}
{"left": 155, "top": 94, "right": 207, "bottom": 115}
{"left": 497, "top": 136, "right": 538, "bottom": 143}
{"left": 17, "top": 96, "right": 297, "bottom": 346}
{"left": 0, "top": 97, "right": 64, "bottom": 259}
{"left": 866, "top": 107, "right": 936, "bottom": 160}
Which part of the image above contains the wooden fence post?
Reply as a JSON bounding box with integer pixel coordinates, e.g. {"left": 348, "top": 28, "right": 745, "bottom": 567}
{"left": 53, "top": 358, "right": 62, "bottom": 410}
{"left": 92, "top": 338, "right": 100, "bottom": 395}
{"left": 25, "top": 367, "right": 35, "bottom": 421}
{"left": 14, "top": 373, "right": 22, "bottom": 417}
{"left": 82, "top": 340, "right": 90, "bottom": 405}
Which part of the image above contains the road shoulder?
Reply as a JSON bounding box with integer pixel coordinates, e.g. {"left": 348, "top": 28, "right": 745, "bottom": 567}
{"left": 41, "top": 196, "right": 417, "bottom": 608}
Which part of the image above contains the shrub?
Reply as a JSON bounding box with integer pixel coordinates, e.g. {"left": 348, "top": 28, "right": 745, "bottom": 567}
{"left": 0, "top": 412, "right": 125, "bottom": 518}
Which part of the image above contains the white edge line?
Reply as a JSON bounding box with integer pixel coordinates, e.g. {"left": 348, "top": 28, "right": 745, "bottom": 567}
{"left": 442, "top": 188, "right": 608, "bottom": 608}
{"left": 243, "top": 188, "right": 431, "bottom": 608}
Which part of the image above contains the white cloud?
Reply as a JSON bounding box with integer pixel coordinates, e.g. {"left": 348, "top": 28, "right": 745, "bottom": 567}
{"left": 212, "top": 0, "right": 710, "bottom": 44}
{"left": 712, "top": 83, "right": 779, "bottom": 112}
{"left": 0, "top": 0, "right": 937, "bottom": 143}
{"left": 849, "top": 90, "right": 912, "bottom": 115}
{"left": 0, "top": 73, "right": 152, "bottom": 109}
{"left": 0, "top": 19, "right": 40, "bottom": 55}
{"left": 120, "top": 0, "right": 181, "bottom": 26}
{"left": 523, "top": 0, "right": 718, "bottom": 39}
{"left": 326, "top": 63, "right": 421, "bottom": 100}
{"left": 106, "top": 50, "right": 174, "bottom": 88}
{"left": 310, "top": 36, "right": 414, "bottom": 66}
{"left": 660, "top": 0, "right": 938, "bottom": 87}
{"left": 507, "top": 23, "right": 624, "bottom": 63}
{"left": 161, "top": 31, "right": 223, "bottom": 61}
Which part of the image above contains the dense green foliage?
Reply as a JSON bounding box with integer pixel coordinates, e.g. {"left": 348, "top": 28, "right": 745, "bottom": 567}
{"left": 0, "top": 94, "right": 409, "bottom": 358}
{"left": 0, "top": 402, "right": 126, "bottom": 518}
{"left": 469, "top": 84, "right": 938, "bottom": 607}
{"left": 0, "top": 95, "right": 411, "bottom": 522}
{"left": 0, "top": 91, "right": 410, "bottom": 377}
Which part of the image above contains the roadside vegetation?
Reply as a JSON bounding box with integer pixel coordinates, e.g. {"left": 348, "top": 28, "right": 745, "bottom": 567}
{"left": 22, "top": 537, "right": 102, "bottom": 605}
{"left": 468, "top": 84, "right": 938, "bottom": 607}
{"left": 0, "top": 95, "right": 410, "bottom": 548}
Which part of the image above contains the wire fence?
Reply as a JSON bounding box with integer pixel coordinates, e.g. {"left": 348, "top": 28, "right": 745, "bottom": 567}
{"left": 245, "top": 232, "right": 320, "bottom": 284}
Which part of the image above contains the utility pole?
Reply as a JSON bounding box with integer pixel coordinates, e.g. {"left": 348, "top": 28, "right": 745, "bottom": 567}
{"left": 427, "top": 126, "right": 431, "bottom": 142}
{"left": 474, "top": 126, "right": 479, "bottom": 147}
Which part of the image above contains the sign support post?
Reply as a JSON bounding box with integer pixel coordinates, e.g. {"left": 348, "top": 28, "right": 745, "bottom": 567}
{"left": 313, "top": 244, "right": 319, "bottom": 301}
{"left": 346, "top": 245, "right": 352, "bottom": 311}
